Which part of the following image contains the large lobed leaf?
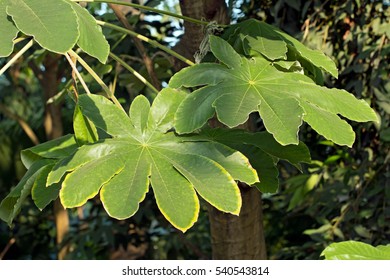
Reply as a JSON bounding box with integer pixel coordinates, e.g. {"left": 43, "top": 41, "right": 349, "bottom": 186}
{"left": 169, "top": 35, "right": 378, "bottom": 147}
{"left": 47, "top": 90, "right": 259, "bottom": 232}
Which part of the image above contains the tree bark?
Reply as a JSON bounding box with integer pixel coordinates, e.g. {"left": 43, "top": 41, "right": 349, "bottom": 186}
{"left": 174, "top": 0, "right": 267, "bottom": 259}
{"left": 207, "top": 186, "right": 267, "bottom": 259}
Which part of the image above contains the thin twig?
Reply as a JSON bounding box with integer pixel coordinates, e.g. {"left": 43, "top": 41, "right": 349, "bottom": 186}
{"left": 0, "top": 238, "right": 16, "bottom": 260}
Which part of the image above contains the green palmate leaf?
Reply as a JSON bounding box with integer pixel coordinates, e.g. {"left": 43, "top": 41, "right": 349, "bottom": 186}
{"left": 0, "top": 0, "right": 18, "bottom": 57}
{"left": 69, "top": 1, "right": 109, "bottom": 63}
{"left": 170, "top": 35, "right": 377, "bottom": 147}
{"left": 48, "top": 91, "right": 258, "bottom": 232}
{"left": 73, "top": 103, "right": 98, "bottom": 145}
{"left": 0, "top": 159, "right": 54, "bottom": 225}
{"left": 190, "top": 128, "right": 311, "bottom": 193}
{"left": 6, "top": 0, "right": 79, "bottom": 53}
{"left": 321, "top": 241, "right": 390, "bottom": 260}
{"left": 224, "top": 19, "right": 338, "bottom": 78}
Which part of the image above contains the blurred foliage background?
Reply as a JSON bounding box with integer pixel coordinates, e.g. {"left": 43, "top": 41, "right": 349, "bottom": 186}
{"left": 0, "top": 0, "right": 389, "bottom": 259}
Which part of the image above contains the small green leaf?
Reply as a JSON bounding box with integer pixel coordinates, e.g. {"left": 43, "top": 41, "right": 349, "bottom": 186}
{"left": 287, "top": 174, "right": 320, "bottom": 211}
{"left": 6, "top": 0, "right": 79, "bottom": 53}
{"left": 174, "top": 85, "right": 220, "bottom": 134}
{"left": 31, "top": 164, "right": 60, "bottom": 210}
{"left": 70, "top": 1, "right": 109, "bottom": 63}
{"left": 73, "top": 103, "right": 98, "bottom": 145}
{"left": 0, "top": 0, "right": 18, "bottom": 57}
{"left": 224, "top": 19, "right": 336, "bottom": 77}
{"left": 321, "top": 241, "right": 390, "bottom": 260}
{"left": 168, "top": 63, "right": 229, "bottom": 88}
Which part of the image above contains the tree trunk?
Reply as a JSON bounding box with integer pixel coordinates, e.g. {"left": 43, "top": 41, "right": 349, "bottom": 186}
{"left": 207, "top": 186, "right": 267, "bottom": 259}
{"left": 174, "top": 0, "right": 267, "bottom": 259}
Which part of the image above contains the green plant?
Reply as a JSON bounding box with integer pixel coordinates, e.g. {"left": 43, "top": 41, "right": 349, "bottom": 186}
{"left": 0, "top": 0, "right": 378, "bottom": 244}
